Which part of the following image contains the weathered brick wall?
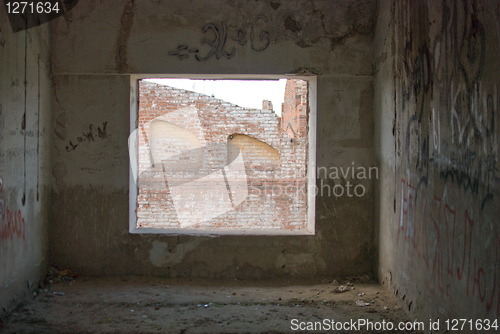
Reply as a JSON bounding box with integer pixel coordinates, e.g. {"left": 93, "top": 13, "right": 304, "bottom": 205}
{"left": 281, "top": 80, "right": 308, "bottom": 138}
{"left": 136, "top": 80, "right": 308, "bottom": 231}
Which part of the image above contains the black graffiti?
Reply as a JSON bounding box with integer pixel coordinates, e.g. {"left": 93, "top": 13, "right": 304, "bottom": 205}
{"left": 250, "top": 15, "right": 271, "bottom": 52}
{"left": 232, "top": 28, "right": 247, "bottom": 46}
{"left": 458, "top": 3, "right": 485, "bottom": 92}
{"left": 196, "top": 22, "right": 235, "bottom": 61}
{"left": 397, "top": 0, "right": 496, "bottom": 207}
{"left": 65, "top": 122, "right": 108, "bottom": 152}
{"left": 167, "top": 45, "right": 199, "bottom": 60}
{"left": 168, "top": 15, "right": 272, "bottom": 61}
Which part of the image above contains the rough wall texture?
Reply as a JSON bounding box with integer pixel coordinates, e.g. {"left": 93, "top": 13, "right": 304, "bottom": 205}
{"left": 375, "top": 0, "right": 500, "bottom": 321}
{"left": 49, "top": 0, "right": 376, "bottom": 278}
{"left": 0, "top": 8, "right": 51, "bottom": 312}
{"left": 281, "top": 79, "right": 308, "bottom": 138}
{"left": 136, "top": 81, "right": 308, "bottom": 231}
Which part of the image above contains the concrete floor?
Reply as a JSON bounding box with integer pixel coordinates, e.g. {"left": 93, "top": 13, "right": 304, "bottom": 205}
{"left": 0, "top": 276, "right": 418, "bottom": 333}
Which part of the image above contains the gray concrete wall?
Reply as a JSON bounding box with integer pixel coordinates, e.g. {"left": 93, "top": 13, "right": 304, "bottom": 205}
{"left": 375, "top": 0, "right": 500, "bottom": 320}
{"left": 0, "top": 9, "right": 51, "bottom": 311}
{"left": 49, "top": 0, "right": 377, "bottom": 278}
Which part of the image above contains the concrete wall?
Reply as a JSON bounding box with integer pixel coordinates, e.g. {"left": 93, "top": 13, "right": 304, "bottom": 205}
{"left": 49, "top": 0, "right": 377, "bottom": 278}
{"left": 0, "top": 9, "right": 51, "bottom": 312}
{"left": 375, "top": 0, "right": 500, "bottom": 320}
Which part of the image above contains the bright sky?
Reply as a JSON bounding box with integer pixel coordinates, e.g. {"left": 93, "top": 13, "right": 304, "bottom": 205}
{"left": 146, "top": 79, "right": 287, "bottom": 116}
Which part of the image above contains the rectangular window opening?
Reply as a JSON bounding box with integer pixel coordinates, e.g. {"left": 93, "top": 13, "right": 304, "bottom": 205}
{"left": 129, "top": 75, "right": 317, "bottom": 235}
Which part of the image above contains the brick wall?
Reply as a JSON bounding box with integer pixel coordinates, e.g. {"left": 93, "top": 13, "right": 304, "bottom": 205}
{"left": 136, "top": 80, "right": 309, "bottom": 232}
{"left": 281, "top": 80, "right": 308, "bottom": 138}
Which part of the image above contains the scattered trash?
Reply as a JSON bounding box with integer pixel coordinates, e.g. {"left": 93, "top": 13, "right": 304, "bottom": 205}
{"left": 52, "top": 291, "right": 65, "bottom": 296}
{"left": 384, "top": 306, "right": 389, "bottom": 311}
{"left": 346, "top": 282, "right": 354, "bottom": 286}
{"left": 358, "top": 292, "right": 365, "bottom": 296}
{"left": 331, "top": 279, "right": 339, "bottom": 286}
{"left": 356, "top": 300, "right": 370, "bottom": 307}
{"left": 370, "top": 300, "right": 375, "bottom": 303}
{"left": 334, "top": 285, "right": 350, "bottom": 293}
{"left": 46, "top": 266, "right": 77, "bottom": 284}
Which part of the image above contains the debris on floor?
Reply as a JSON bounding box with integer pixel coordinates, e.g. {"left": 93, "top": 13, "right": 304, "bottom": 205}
{"left": 0, "top": 276, "right": 417, "bottom": 333}
{"left": 355, "top": 300, "right": 371, "bottom": 307}
{"left": 45, "top": 266, "right": 78, "bottom": 284}
{"left": 333, "top": 285, "right": 351, "bottom": 293}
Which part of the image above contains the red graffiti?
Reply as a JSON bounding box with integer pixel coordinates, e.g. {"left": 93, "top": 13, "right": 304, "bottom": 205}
{"left": 399, "top": 179, "right": 429, "bottom": 267}
{"left": 399, "top": 178, "right": 499, "bottom": 317}
{"left": 0, "top": 207, "right": 25, "bottom": 241}
{"left": 0, "top": 175, "right": 26, "bottom": 242}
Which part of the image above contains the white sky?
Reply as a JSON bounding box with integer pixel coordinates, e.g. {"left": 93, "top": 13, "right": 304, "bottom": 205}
{"left": 146, "top": 79, "right": 287, "bottom": 116}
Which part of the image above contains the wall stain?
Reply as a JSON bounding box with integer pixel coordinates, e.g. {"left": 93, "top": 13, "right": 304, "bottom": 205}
{"left": 115, "top": 0, "right": 136, "bottom": 73}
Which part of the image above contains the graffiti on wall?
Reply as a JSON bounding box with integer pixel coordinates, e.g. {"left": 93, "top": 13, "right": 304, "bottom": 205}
{"left": 66, "top": 121, "right": 108, "bottom": 152}
{"left": 394, "top": 0, "right": 499, "bottom": 317}
{"left": 0, "top": 175, "right": 26, "bottom": 242}
{"left": 400, "top": 178, "right": 499, "bottom": 316}
{"left": 398, "top": 0, "right": 498, "bottom": 204}
{"left": 168, "top": 14, "right": 272, "bottom": 61}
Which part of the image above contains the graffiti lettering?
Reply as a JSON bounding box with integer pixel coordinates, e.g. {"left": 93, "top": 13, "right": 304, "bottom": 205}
{"left": 0, "top": 207, "right": 25, "bottom": 241}
{"left": 169, "top": 15, "right": 271, "bottom": 61}
{"left": 66, "top": 122, "right": 108, "bottom": 152}
{"left": 196, "top": 22, "right": 235, "bottom": 61}
{"left": 0, "top": 175, "right": 26, "bottom": 242}
{"left": 250, "top": 15, "right": 271, "bottom": 52}
{"left": 400, "top": 178, "right": 499, "bottom": 317}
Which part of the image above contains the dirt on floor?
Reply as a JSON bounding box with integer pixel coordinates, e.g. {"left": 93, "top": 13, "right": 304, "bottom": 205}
{"left": 0, "top": 275, "right": 420, "bottom": 333}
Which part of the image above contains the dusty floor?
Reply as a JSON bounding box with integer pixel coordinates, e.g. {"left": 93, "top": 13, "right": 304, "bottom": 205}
{"left": 0, "top": 275, "right": 419, "bottom": 333}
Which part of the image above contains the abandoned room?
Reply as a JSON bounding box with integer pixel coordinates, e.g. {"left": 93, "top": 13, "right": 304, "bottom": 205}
{"left": 0, "top": 0, "right": 499, "bottom": 333}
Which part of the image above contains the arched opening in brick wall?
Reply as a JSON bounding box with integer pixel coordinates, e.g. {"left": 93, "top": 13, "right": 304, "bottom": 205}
{"left": 129, "top": 76, "right": 316, "bottom": 235}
